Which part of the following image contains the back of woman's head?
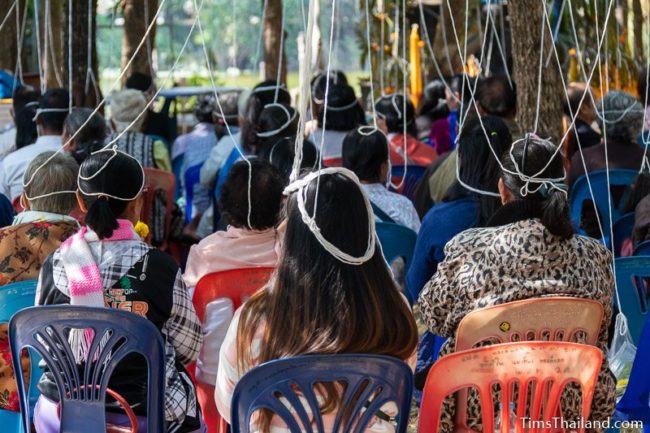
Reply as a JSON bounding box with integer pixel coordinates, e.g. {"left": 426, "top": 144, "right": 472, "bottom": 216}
{"left": 238, "top": 171, "right": 417, "bottom": 368}
{"left": 240, "top": 80, "right": 291, "bottom": 153}
{"left": 598, "top": 91, "right": 644, "bottom": 143}
{"left": 194, "top": 94, "right": 216, "bottom": 123}
{"left": 219, "top": 160, "right": 284, "bottom": 230}
{"left": 13, "top": 86, "right": 39, "bottom": 149}
{"left": 78, "top": 151, "right": 144, "bottom": 239}
{"left": 311, "top": 70, "right": 348, "bottom": 103}
{"left": 454, "top": 116, "right": 511, "bottom": 223}
{"left": 254, "top": 104, "right": 299, "bottom": 155}
{"left": 501, "top": 135, "right": 573, "bottom": 239}
{"left": 64, "top": 108, "right": 107, "bottom": 163}
{"left": 419, "top": 80, "right": 449, "bottom": 120}
{"left": 262, "top": 136, "right": 319, "bottom": 181}
{"left": 317, "top": 84, "right": 365, "bottom": 131}
{"left": 375, "top": 93, "right": 417, "bottom": 137}
{"left": 24, "top": 152, "right": 79, "bottom": 214}
{"left": 341, "top": 129, "right": 388, "bottom": 183}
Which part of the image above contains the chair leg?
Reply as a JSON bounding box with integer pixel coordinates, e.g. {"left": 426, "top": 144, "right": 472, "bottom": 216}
{"left": 196, "top": 382, "right": 223, "bottom": 433}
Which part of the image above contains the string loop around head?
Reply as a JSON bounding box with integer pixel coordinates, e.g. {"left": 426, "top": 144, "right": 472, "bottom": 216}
{"left": 256, "top": 103, "right": 297, "bottom": 138}
{"left": 32, "top": 107, "right": 72, "bottom": 122}
{"left": 283, "top": 167, "right": 377, "bottom": 266}
{"left": 77, "top": 145, "right": 146, "bottom": 201}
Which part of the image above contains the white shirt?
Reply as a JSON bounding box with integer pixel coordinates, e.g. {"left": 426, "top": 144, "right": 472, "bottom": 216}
{"left": 200, "top": 131, "right": 240, "bottom": 188}
{"left": 0, "top": 135, "right": 62, "bottom": 199}
{"left": 0, "top": 124, "right": 16, "bottom": 161}
{"left": 363, "top": 183, "right": 421, "bottom": 233}
{"left": 309, "top": 129, "right": 349, "bottom": 161}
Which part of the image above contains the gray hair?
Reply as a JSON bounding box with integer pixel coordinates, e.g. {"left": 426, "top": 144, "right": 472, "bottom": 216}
{"left": 110, "top": 89, "right": 147, "bottom": 133}
{"left": 598, "top": 91, "right": 644, "bottom": 143}
{"left": 23, "top": 151, "right": 79, "bottom": 214}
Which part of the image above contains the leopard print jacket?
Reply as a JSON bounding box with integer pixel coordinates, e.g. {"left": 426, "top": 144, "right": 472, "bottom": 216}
{"left": 419, "top": 218, "right": 616, "bottom": 433}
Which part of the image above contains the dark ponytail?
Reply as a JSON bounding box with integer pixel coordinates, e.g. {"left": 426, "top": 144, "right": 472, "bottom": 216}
{"left": 501, "top": 135, "right": 573, "bottom": 240}
{"left": 78, "top": 151, "right": 144, "bottom": 239}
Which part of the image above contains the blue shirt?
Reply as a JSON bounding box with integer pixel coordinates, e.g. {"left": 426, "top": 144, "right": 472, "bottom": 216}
{"left": 406, "top": 198, "right": 479, "bottom": 302}
{"left": 0, "top": 193, "right": 14, "bottom": 228}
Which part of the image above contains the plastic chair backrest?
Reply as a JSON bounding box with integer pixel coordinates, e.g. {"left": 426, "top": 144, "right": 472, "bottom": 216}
{"left": 569, "top": 169, "right": 636, "bottom": 235}
{"left": 613, "top": 213, "right": 635, "bottom": 256}
{"left": 391, "top": 165, "right": 426, "bottom": 200}
{"left": 172, "top": 155, "right": 184, "bottom": 201}
{"left": 184, "top": 162, "right": 204, "bottom": 224}
{"left": 0, "top": 280, "right": 40, "bottom": 432}
{"left": 230, "top": 354, "right": 413, "bottom": 433}
{"left": 456, "top": 297, "right": 604, "bottom": 351}
{"left": 376, "top": 222, "right": 417, "bottom": 270}
{"left": 614, "top": 256, "right": 650, "bottom": 345}
{"left": 419, "top": 341, "right": 603, "bottom": 433}
{"left": 634, "top": 240, "right": 650, "bottom": 256}
{"left": 192, "top": 267, "right": 274, "bottom": 323}
{"left": 9, "top": 306, "right": 166, "bottom": 433}
{"left": 617, "top": 313, "right": 650, "bottom": 423}
{"left": 142, "top": 168, "right": 175, "bottom": 246}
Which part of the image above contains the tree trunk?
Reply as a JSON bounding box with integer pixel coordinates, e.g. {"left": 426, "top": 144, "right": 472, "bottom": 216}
{"left": 0, "top": 0, "right": 21, "bottom": 73}
{"left": 39, "top": 0, "right": 64, "bottom": 89}
{"left": 509, "top": 0, "right": 564, "bottom": 143}
{"left": 263, "top": 0, "right": 287, "bottom": 84}
{"left": 432, "top": 0, "right": 466, "bottom": 76}
{"left": 65, "top": 0, "right": 101, "bottom": 108}
{"left": 121, "top": 0, "right": 158, "bottom": 80}
{"left": 632, "top": 0, "right": 644, "bottom": 65}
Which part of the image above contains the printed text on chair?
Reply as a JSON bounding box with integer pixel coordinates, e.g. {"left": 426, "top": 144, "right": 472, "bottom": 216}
{"left": 418, "top": 341, "right": 603, "bottom": 433}
{"left": 9, "top": 306, "right": 166, "bottom": 433}
{"left": 231, "top": 354, "right": 413, "bottom": 433}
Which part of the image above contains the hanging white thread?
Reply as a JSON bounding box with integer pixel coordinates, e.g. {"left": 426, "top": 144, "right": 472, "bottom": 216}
{"left": 256, "top": 104, "right": 297, "bottom": 137}
{"left": 77, "top": 146, "right": 145, "bottom": 201}
{"left": 284, "top": 168, "right": 376, "bottom": 266}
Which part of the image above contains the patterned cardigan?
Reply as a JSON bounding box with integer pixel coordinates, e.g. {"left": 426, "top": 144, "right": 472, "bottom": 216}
{"left": 419, "top": 204, "right": 616, "bottom": 433}
{"left": 0, "top": 220, "right": 77, "bottom": 411}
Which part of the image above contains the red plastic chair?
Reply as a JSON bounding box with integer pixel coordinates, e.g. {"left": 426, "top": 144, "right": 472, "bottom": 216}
{"left": 141, "top": 168, "right": 175, "bottom": 248}
{"left": 419, "top": 341, "right": 603, "bottom": 433}
{"left": 192, "top": 267, "right": 275, "bottom": 433}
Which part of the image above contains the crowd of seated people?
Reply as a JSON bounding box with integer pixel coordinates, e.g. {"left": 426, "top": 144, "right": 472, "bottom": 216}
{"left": 2, "top": 65, "right": 650, "bottom": 433}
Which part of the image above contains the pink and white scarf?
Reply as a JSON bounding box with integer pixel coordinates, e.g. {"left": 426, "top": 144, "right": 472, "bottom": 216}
{"left": 59, "top": 219, "right": 139, "bottom": 362}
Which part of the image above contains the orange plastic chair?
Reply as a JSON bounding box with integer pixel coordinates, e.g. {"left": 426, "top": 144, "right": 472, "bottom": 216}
{"left": 419, "top": 341, "right": 603, "bottom": 433}
{"left": 456, "top": 297, "right": 604, "bottom": 351}
{"left": 192, "top": 267, "right": 275, "bottom": 433}
{"left": 141, "top": 168, "right": 175, "bottom": 248}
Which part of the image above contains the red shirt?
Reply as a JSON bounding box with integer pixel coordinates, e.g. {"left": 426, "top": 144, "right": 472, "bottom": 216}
{"left": 389, "top": 133, "right": 438, "bottom": 167}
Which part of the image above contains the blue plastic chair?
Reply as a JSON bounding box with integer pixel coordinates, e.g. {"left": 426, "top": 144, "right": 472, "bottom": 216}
{"left": 634, "top": 240, "right": 650, "bottom": 256}
{"left": 391, "top": 165, "right": 426, "bottom": 200}
{"left": 230, "top": 354, "right": 413, "bottom": 433}
{"left": 569, "top": 169, "right": 637, "bottom": 237}
{"left": 376, "top": 222, "right": 417, "bottom": 272}
{"left": 614, "top": 257, "right": 650, "bottom": 345}
{"left": 616, "top": 313, "right": 650, "bottom": 424}
{"left": 0, "top": 280, "right": 40, "bottom": 433}
{"left": 172, "top": 155, "right": 184, "bottom": 201}
{"left": 613, "top": 213, "right": 635, "bottom": 256}
{"left": 184, "top": 162, "right": 205, "bottom": 223}
{"left": 9, "top": 306, "right": 166, "bottom": 433}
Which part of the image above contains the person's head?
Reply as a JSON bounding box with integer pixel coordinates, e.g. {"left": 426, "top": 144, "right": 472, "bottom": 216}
{"left": 12, "top": 86, "right": 39, "bottom": 149}
{"left": 311, "top": 71, "right": 349, "bottom": 118}
{"left": 218, "top": 159, "right": 285, "bottom": 230}
{"left": 110, "top": 89, "right": 147, "bottom": 133}
{"left": 194, "top": 94, "right": 216, "bottom": 124}
{"left": 318, "top": 84, "right": 365, "bottom": 132}
{"left": 476, "top": 75, "right": 517, "bottom": 119}
{"left": 21, "top": 151, "right": 79, "bottom": 215}
{"left": 453, "top": 116, "right": 512, "bottom": 223}
{"left": 125, "top": 73, "right": 155, "bottom": 100}
{"left": 262, "top": 137, "right": 319, "bottom": 181}
{"left": 253, "top": 104, "right": 299, "bottom": 155}
{"left": 62, "top": 108, "right": 107, "bottom": 164}
{"left": 597, "top": 91, "right": 644, "bottom": 143}
{"left": 499, "top": 134, "right": 573, "bottom": 239}
{"left": 240, "top": 80, "right": 292, "bottom": 153}
{"left": 35, "top": 88, "right": 70, "bottom": 136}
{"left": 446, "top": 73, "right": 474, "bottom": 112}
{"left": 638, "top": 65, "right": 649, "bottom": 107}
{"left": 565, "top": 82, "right": 597, "bottom": 124}
{"left": 342, "top": 128, "right": 389, "bottom": 183}
{"left": 419, "top": 79, "right": 449, "bottom": 120}
{"left": 77, "top": 150, "right": 145, "bottom": 239}
{"left": 214, "top": 91, "right": 240, "bottom": 137}
{"left": 237, "top": 169, "right": 418, "bottom": 376}
{"left": 375, "top": 93, "right": 417, "bottom": 137}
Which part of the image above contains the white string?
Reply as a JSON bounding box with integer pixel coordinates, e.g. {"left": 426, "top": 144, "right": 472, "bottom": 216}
{"left": 46, "top": 3, "right": 64, "bottom": 88}
{"left": 533, "top": 0, "right": 546, "bottom": 134}
{"left": 77, "top": 146, "right": 146, "bottom": 201}
{"left": 33, "top": 0, "right": 45, "bottom": 94}
{"left": 0, "top": 0, "right": 17, "bottom": 33}
{"left": 256, "top": 104, "right": 297, "bottom": 137}
{"left": 13, "top": 0, "right": 24, "bottom": 86}
{"left": 284, "top": 167, "right": 376, "bottom": 266}
{"left": 68, "top": 0, "right": 73, "bottom": 112}
{"left": 274, "top": 0, "right": 287, "bottom": 103}
{"left": 32, "top": 108, "right": 72, "bottom": 122}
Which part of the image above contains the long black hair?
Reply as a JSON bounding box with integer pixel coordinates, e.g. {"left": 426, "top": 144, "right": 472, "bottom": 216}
{"left": 341, "top": 128, "right": 388, "bottom": 183}
{"left": 253, "top": 104, "right": 299, "bottom": 155}
{"left": 78, "top": 151, "right": 144, "bottom": 239}
{"left": 317, "top": 84, "right": 365, "bottom": 131}
{"left": 64, "top": 108, "right": 107, "bottom": 164}
{"left": 240, "top": 80, "right": 291, "bottom": 154}
{"left": 501, "top": 135, "right": 573, "bottom": 239}
{"left": 375, "top": 93, "right": 418, "bottom": 137}
{"left": 261, "top": 136, "right": 319, "bottom": 182}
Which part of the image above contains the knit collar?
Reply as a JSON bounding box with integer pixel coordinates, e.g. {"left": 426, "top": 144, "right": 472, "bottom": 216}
{"left": 486, "top": 199, "right": 543, "bottom": 228}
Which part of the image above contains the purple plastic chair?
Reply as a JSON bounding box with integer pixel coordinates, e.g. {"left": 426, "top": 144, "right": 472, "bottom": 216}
{"left": 9, "top": 306, "right": 166, "bottom": 433}
{"left": 230, "top": 354, "right": 413, "bottom": 433}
